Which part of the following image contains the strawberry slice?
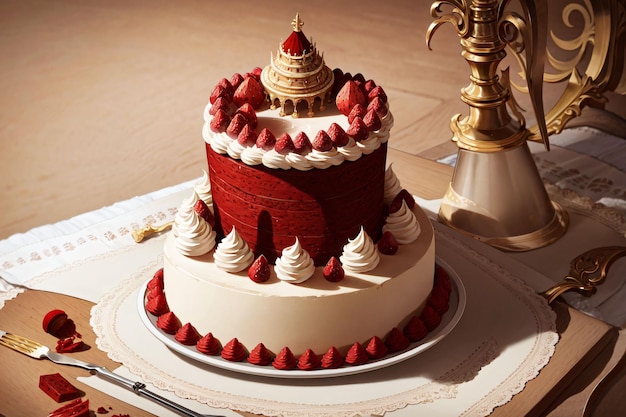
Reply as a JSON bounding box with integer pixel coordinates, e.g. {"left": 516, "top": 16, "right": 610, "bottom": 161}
{"left": 256, "top": 128, "right": 276, "bottom": 150}
{"left": 368, "top": 85, "right": 388, "bottom": 103}
{"left": 346, "top": 116, "right": 369, "bottom": 141}
{"left": 248, "top": 255, "right": 271, "bottom": 283}
{"left": 237, "top": 124, "right": 257, "bottom": 146}
{"left": 327, "top": 123, "right": 349, "bottom": 147}
{"left": 275, "top": 133, "right": 295, "bottom": 155}
{"left": 363, "top": 108, "right": 382, "bottom": 131}
{"left": 235, "top": 103, "right": 258, "bottom": 128}
{"left": 367, "top": 96, "right": 388, "bottom": 117}
{"left": 312, "top": 130, "right": 334, "bottom": 152}
{"left": 293, "top": 132, "right": 312, "bottom": 155}
{"left": 347, "top": 103, "right": 366, "bottom": 124}
{"left": 209, "top": 109, "right": 231, "bottom": 133}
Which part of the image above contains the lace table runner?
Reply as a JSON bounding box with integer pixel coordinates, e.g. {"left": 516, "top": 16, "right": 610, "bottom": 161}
{"left": 89, "top": 223, "right": 557, "bottom": 417}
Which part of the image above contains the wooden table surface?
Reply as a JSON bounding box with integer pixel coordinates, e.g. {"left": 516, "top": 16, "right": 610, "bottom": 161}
{"left": 1, "top": 1, "right": 626, "bottom": 416}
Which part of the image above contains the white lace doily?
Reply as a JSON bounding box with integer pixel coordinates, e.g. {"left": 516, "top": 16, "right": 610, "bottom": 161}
{"left": 91, "top": 225, "right": 557, "bottom": 417}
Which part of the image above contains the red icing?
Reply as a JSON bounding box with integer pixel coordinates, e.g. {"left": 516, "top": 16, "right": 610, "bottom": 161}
{"left": 321, "top": 346, "right": 345, "bottom": 369}
{"left": 365, "top": 336, "right": 388, "bottom": 359}
{"left": 147, "top": 268, "right": 164, "bottom": 291}
{"left": 297, "top": 349, "right": 321, "bottom": 371}
{"left": 272, "top": 347, "right": 298, "bottom": 370}
{"left": 146, "top": 293, "right": 169, "bottom": 316}
{"left": 345, "top": 342, "right": 368, "bottom": 365}
{"left": 156, "top": 312, "right": 181, "bottom": 335}
{"left": 385, "top": 327, "right": 410, "bottom": 352}
{"left": 403, "top": 316, "right": 428, "bottom": 342}
{"left": 196, "top": 332, "right": 221, "bottom": 355}
{"left": 247, "top": 343, "right": 274, "bottom": 366}
{"left": 221, "top": 338, "right": 247, "bottom": 362}
{"left": 174, "top": 323, "right": 201, "bottom": 346}
{"left": 206, "top": 143, "right": 387, "bottom": 266}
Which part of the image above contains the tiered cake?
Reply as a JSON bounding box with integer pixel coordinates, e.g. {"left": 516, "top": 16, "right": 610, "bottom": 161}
{"left": 144, "top": 15, "right": 450, "bottom": 371}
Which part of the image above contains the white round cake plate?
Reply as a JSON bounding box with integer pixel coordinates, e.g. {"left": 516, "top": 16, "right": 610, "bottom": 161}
{"left": 137, "top": 257, "right": 466, "bottom": 379}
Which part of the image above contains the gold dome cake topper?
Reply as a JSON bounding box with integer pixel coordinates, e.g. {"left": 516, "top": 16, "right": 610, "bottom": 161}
{"left": 261, "top": 14, "right": 334, "bottom": 117}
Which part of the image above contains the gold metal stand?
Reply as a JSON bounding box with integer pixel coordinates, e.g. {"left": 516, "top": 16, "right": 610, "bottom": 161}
{"left": 426, "top": 0, "right": 625, "bottom": 251}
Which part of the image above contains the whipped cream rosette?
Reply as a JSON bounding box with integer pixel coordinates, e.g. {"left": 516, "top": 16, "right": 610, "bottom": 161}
{"left": 193, "top": 170, "right": 213, "bottom": 210}
{"left": 340, "top": 227, "right": 380, "bottom": 273}
{"left": 172, "top": 192, "right": 216, "bottom": 257}
{"left": 383, "top": 200, "right": 421, "bottom": 244}
{"left": 274, "top": 238, "right": 315, "bottom": 284}
{"left": 262, "top": 149, "right": 291, "bottom": 170}
{"left": 383, "top": 164, "right": 403, "bottom": 205}
{"left": 305, "top": 148, "right": 344, "bottom": 169}
{"left": 336, "top": 137, "right": 363, "bottom": 162}
{"left": 214, "top": 227, "right": 255, "bottom": 272}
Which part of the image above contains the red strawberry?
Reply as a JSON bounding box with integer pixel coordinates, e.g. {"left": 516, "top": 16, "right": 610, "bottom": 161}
{"left": 230, "top": 72, "right": 244, "bottom": 90}
{"left": 235, "top": 103, "right": 258, "bottom": 128}
{"left": 335, "top": 80, "right": 366, "bottom": 116}
{"left": 363, "top": 108, "right": 382, "bottom": 131}
{"left": 250, "top": 66, "right": 263, "bottom": 80}
{"left": 209, "top": 109, "right": 231, "bottom": 133}
{"left": 420, "top": 305, "right": 442, "bottom": 331}
{"left": 256, "top": 128, "right": 276, "bottom": 150}
{"left": 233, "top": 77, "right": 265, "bottom": 109}
{"left": 217, "top": 77, "right": 235, "bottom": 97}
{"left": 327, "top": 123, "right": 349, "bottom": 147}
{"left": 209, "top": 96, "right": 231, "bottom": 116}
{"left": 368, "top": 85, "right": 387, "bottom": 103}
{"left": 347, "top": 103, "right": 367, "bottom": 124}
{"left": 248, "top": 255, "right": 270, "bottom": 283}
{"left": 377, "top": 231, "right": 399, "bottom": 255}
{"left": 293, "top": 132, "right": 312, "bottom": 155}
{"left": 312, "top": 130, "right": 334, "bottom": 152}
{"left": 275, "top": 133, "right": 295, "bottom": 155}
{"left": 346, "top": 116, "right": 369, "bottom": 141}
{"left": 367, "top": 96, "right": 388, "bottom": 117}
{"left": 323, "top": 257, "right": 344, "bottom": 282}
{"left": 237, "top": 124, "right": 257, "bottom": 146}
{"left": 194, "top": 199, "right": 215, "bottom": 227}
{"left": 226, "top": 113, "right": 248, "bottom": 139}
{"left": 210, "top": 84, "right": 230, "bottom": 105}
{"left": 364, "top": 79, "right": 377, "bottom": 93}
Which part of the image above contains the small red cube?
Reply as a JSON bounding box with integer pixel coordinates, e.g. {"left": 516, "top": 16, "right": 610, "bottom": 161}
{"left": 39, "top": 373, "right": 80, "bottom": 403}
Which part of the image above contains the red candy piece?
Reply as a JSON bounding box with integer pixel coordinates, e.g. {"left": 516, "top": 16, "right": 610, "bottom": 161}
{"left": 39, "top": 373, "right": 80, "bottom": 403}
{"left": 48, "top": 398, "right": 90, "bottom": 417}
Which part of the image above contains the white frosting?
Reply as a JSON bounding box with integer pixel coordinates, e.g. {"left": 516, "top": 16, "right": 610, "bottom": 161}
{"left": 274, "top": 238, "right": 316, "bottom": 284}
{"left": 214, "top": 227, "right": 255, "bottom": 272}
{"left": 203, "top": 103, "right": 393, "bottom": 170}
{"left": 194, "top": 170, "right": 213, "bottom": 211}
{"left": 336, "top": 137, "right": 363, "bottom": 161}
{"left": 339, "top": 227, "right": 380, "bottom": 273}
{"left": 383, "top": 200, "right": 421, "bottom": 244}
{"left": 383, "top": 164, "right": 403, "bottom": 205}
{"left": 172, "top": 192, "right": 216, "bottom": 257}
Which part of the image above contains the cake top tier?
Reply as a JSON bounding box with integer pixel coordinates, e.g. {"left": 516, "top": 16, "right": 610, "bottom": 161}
{"left": 260, "top": 14, "right": 334, "bottom": 117}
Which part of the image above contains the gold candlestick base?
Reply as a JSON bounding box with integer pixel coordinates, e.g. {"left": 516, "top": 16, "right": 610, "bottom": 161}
{"left": 438, "top": 142, "right": 568, "bottom": 251}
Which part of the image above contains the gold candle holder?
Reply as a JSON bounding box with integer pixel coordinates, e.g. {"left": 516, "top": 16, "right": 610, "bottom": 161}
{"left": 426, "top": 0, "right": 625, "bottom": 251}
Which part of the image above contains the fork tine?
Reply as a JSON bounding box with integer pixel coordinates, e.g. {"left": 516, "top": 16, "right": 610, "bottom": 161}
{"left": 0, "top": 332, "right": 43, "bottom": 354}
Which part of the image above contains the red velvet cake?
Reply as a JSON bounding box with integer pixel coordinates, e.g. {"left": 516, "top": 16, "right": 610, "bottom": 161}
{"left": 144, "top": 15, "right": 445, "bottom": 371}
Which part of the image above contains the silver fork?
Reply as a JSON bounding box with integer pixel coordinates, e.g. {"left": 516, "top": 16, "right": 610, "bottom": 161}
{"left": 0, "top": 330, "right": 224, "bottom": 417}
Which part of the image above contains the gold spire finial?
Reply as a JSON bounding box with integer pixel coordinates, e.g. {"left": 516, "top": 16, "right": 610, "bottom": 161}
{"left": 291, "top": 13, "right": 303, "bottom": 32}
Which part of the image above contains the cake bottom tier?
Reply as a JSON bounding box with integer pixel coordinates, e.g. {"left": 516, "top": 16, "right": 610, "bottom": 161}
{"left": 162, "top": 206, "right": 435, "bottom": 357}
